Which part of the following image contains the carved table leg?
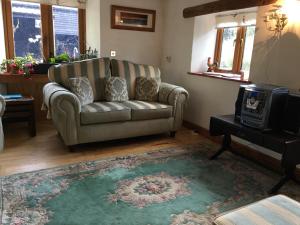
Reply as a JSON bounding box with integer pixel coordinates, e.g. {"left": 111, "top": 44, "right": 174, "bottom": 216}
{"left": 210, "top": 134, "right": 231, "bottom": 160}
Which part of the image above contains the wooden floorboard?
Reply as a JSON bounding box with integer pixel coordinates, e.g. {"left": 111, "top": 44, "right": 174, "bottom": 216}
{"left": 1, "top": 121, "right": 299, "bottom": 182}
{"left": 0, "top": 121, "right": 203, "bottom": 176}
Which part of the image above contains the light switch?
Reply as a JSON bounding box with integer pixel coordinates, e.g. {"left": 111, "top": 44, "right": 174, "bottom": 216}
{"left": 166, "top": 56, "right": 172, "bottom": 63}
{"left": 111, "top": 51, "right": 116, "bottom": 57}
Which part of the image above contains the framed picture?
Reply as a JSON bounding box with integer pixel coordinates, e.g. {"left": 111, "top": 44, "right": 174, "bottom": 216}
{"left": 111, "top": 5, "right": 156, "bottom": 32}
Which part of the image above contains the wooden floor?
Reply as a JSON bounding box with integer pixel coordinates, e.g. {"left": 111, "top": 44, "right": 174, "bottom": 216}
{"left": 0, "top": 121, "right": 204, "bottom": 176}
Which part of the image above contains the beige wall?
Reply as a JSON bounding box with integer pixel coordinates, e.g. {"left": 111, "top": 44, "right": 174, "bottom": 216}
{"left": 86, "top": 0, "right": 101, "bottom": 52}
{"left": 87, "top": 0, "right": 165, "bottom": 66}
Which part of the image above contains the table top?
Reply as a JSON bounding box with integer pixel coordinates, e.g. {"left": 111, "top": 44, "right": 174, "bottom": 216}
{"left": 211, "top": 114, "right": 300, "bottom": 142}
{"left": 0, "top": 73, "right": 48, "bottom": 83}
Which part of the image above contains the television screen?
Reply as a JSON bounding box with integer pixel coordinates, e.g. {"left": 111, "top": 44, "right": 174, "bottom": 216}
{"left": 243, "top": 90, "right": 266, "bottom": 115}
{"left": 246, "top": 91, "right": 260, "bottom": 110}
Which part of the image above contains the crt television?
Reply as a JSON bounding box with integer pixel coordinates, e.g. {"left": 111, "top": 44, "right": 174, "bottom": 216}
{"left": 240, "top": 84, "right": 289, "bottom": 130}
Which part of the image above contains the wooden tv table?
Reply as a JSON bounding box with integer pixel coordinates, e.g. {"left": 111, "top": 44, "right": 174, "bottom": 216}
{"left": 209, "top": 114, "right": 300, "bottom": 194}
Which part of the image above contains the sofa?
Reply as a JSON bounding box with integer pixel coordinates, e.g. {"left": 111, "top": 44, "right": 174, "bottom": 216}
{"left": 43, "top": 58, "right": 188, "bottom": 147}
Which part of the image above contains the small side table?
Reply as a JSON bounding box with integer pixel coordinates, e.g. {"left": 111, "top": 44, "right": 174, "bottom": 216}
{"left": 3, "top": 96, "right": 36, "bottom": 137}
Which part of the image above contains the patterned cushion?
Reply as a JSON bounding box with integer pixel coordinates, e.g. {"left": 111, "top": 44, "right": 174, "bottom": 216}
{"left": 111, "top": 59, "right": 161, "bottom": 99}
{"left": 67, "top": 77, "right": 94, "bottom": 106}
{"left": 105, "top": 77, "right": 129, "bottom": 102}
{"left": 48, "top": 58, "right": 111, "bottom": 101}
{"left": 81, "top": 102, "right": 131, "bottom": 125}
{"left": 214, "top": 195, "right": 300, "bottom": 225}
{"left": 135, "top": 77, "right": 159, "bottom": 102}
{"left": 122, "top": 101, "right": 173, "bottom": 121}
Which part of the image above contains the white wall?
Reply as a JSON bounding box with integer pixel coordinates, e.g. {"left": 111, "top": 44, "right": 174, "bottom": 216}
{"left": 87, "top": 0, "right": 164, "bottom": 66}
{"left": 0, "top": 0, "right": 6, "bottom": 61}
{"left": 23, "top": 0, "right": 300, "bottom": 128}
{"left": 161, "top": 0, "right": 300, "bottom": 163}
{"left": 161, "top": 0, "right": 241, "bottom": 129}
{"left": 191, "top": 14, "right": 217, "bottom": 73}
{"left": 250, "top": 3, "right": 300, "bottom": 91}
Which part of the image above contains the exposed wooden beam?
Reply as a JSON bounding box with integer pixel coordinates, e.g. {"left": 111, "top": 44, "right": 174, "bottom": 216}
{"left": 183, "top": 0, "right": 277, "bottom": 18}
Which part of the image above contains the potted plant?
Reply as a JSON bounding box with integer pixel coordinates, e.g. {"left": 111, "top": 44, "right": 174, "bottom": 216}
{"left": 79, "top": 47, "right": 99, "bottom": 60}
{"left": 49, "top": 52, "right": 71, "bottom": 64}
{"left": 1, "top": 54, "right": 37, "bottom": 78}
{"left": 32, "top": 52, "right": 71, "bottom": 74}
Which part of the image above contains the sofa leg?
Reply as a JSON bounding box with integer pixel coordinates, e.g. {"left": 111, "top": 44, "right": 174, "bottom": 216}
{"left": 68, "top": 145, "right": 77, "bottom": 152}
{"left": 170, "top": 131, "right": 176, "bottom": 138}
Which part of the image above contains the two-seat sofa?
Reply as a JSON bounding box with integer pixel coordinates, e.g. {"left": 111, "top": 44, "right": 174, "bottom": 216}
{"left": 43, "top": 58, "right": 188, "bottom": 147}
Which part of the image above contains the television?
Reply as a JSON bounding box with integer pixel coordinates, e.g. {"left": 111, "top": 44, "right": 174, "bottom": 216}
{"left": 240, "top": 84, "right": 289, "bottom": 130}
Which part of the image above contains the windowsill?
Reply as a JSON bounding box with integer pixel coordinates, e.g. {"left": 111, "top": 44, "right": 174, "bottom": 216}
{"left": 188, "top": 72, "right": 252, "bottom": 84}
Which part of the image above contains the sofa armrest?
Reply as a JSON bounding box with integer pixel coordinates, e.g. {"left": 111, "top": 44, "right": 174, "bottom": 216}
{"left": 0, "top": 95, "right": 6, "bottom": 117}
{"left": 158, "top": 82, "right": 189, "bottom": 130}
{"left": 43, "top": 82, "right": 81, "bottom": 145}
{"left": 43, "top": 82, "right": 81, "bottom": 115}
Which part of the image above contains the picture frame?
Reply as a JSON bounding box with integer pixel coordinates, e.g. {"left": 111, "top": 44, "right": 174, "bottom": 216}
{"left": 111, "top": 5, "right": 156, "bottom": 32}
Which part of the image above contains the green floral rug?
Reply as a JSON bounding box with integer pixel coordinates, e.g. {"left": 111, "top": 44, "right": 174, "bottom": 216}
{"left": 1, "top": 141, "right": 300, "bottom": 225}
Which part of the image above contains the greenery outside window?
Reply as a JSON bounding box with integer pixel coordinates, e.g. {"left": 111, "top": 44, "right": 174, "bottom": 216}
{"left": 1, "top": 0, "right": 86, "bottom": 61}
{"left": 52, "top": 5, "right": 79, "bottom": 58}
{"left": 214, "top": 25, "right": 256, "bottom": 79}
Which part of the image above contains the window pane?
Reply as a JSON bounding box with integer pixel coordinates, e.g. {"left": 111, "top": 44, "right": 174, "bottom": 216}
{"left": 53, "top": 6, "right": 79, "bottom": 58}
{"left": 11, "top": 1, "right": 42, "bottom": 60}
{"left": 219, "top": 27, "right": 238, "bottom": 70}
{"left": 242, "top": 26, "right": 256, "bottom": 78}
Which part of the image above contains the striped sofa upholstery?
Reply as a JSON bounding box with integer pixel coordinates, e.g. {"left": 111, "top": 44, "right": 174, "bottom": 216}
{"left": 214, "top": 195, "right": 300, "bottom": 225}
{"left": 111, "top": 59, "right": 161, "bottom": 99}
{"left": 48, "top": 58, "right": 111, "bottom": 101}
{"left": 122, "top": 101, "right": 173, "bottom": 121}
{"left": 43, "top": 58, "right": 189, "bottom": 146}
{"left": 81, "top": 102, "right": 131, "bottom": 125}
{"left": 80, "top": 101, "right": 173, "bottom": 125}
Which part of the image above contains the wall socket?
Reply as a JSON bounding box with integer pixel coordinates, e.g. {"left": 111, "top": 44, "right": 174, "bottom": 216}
{"left": 110, "top": 51, "right": 116, "bottom": 57}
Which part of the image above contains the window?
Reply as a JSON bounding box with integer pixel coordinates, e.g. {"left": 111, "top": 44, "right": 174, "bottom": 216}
{"left": 214, "top": 25, "right": 255, "bottom": 79}
{"left": 11, "top": 1, "right": 42, "bottom": 59}
{"left": 52, "top": 6, "right": 79, "bottom": 58}
{"left": 218, "top": 27, "right": 238, "bottom": 70}
{"left": 2, "top": 0, "right": 86, "bottom": 61}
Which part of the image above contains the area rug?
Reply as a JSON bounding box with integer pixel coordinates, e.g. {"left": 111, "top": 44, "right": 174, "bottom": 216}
{"left": 1, "top": 141, "right": 300, "bottom": 225}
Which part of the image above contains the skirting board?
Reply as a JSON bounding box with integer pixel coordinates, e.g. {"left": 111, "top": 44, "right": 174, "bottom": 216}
{"left": 183, "top": 120, "right": 300, "bottom": 181}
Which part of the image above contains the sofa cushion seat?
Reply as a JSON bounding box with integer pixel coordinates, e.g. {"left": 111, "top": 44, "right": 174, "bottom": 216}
{"left": 122, "top": 101, "right": 173, "bottom": 121}
{"left": 81, "top": 102, "right": 131, "bottom": 125}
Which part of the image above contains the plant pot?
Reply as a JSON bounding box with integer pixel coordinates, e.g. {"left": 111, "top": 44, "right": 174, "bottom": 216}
{"left": 33, "top": 63, "right": 57, "bottom": 74}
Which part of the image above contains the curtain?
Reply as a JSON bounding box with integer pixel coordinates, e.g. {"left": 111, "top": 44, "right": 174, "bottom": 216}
{"left": 17, "top": 0, "right": 86, "bottom": 9}
{"left": 216, "top": 12, "right": 257, "bottom": 28}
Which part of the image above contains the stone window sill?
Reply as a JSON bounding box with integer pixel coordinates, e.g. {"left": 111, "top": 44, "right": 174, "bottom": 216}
{"left": 188, "top": 72, "right": 251, "bottom": 84}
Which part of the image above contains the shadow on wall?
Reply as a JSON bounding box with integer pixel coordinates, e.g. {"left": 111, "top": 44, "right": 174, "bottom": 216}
{"left": 250, "top": 31, "right": 300, "bottom": 89}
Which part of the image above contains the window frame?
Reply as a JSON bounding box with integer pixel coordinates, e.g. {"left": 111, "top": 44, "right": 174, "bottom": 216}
{"left": 2, "top": 0, "right": 86, "bottom": 60}
{"left": 214, "top": 25, "right": 254, "bottom": 76}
